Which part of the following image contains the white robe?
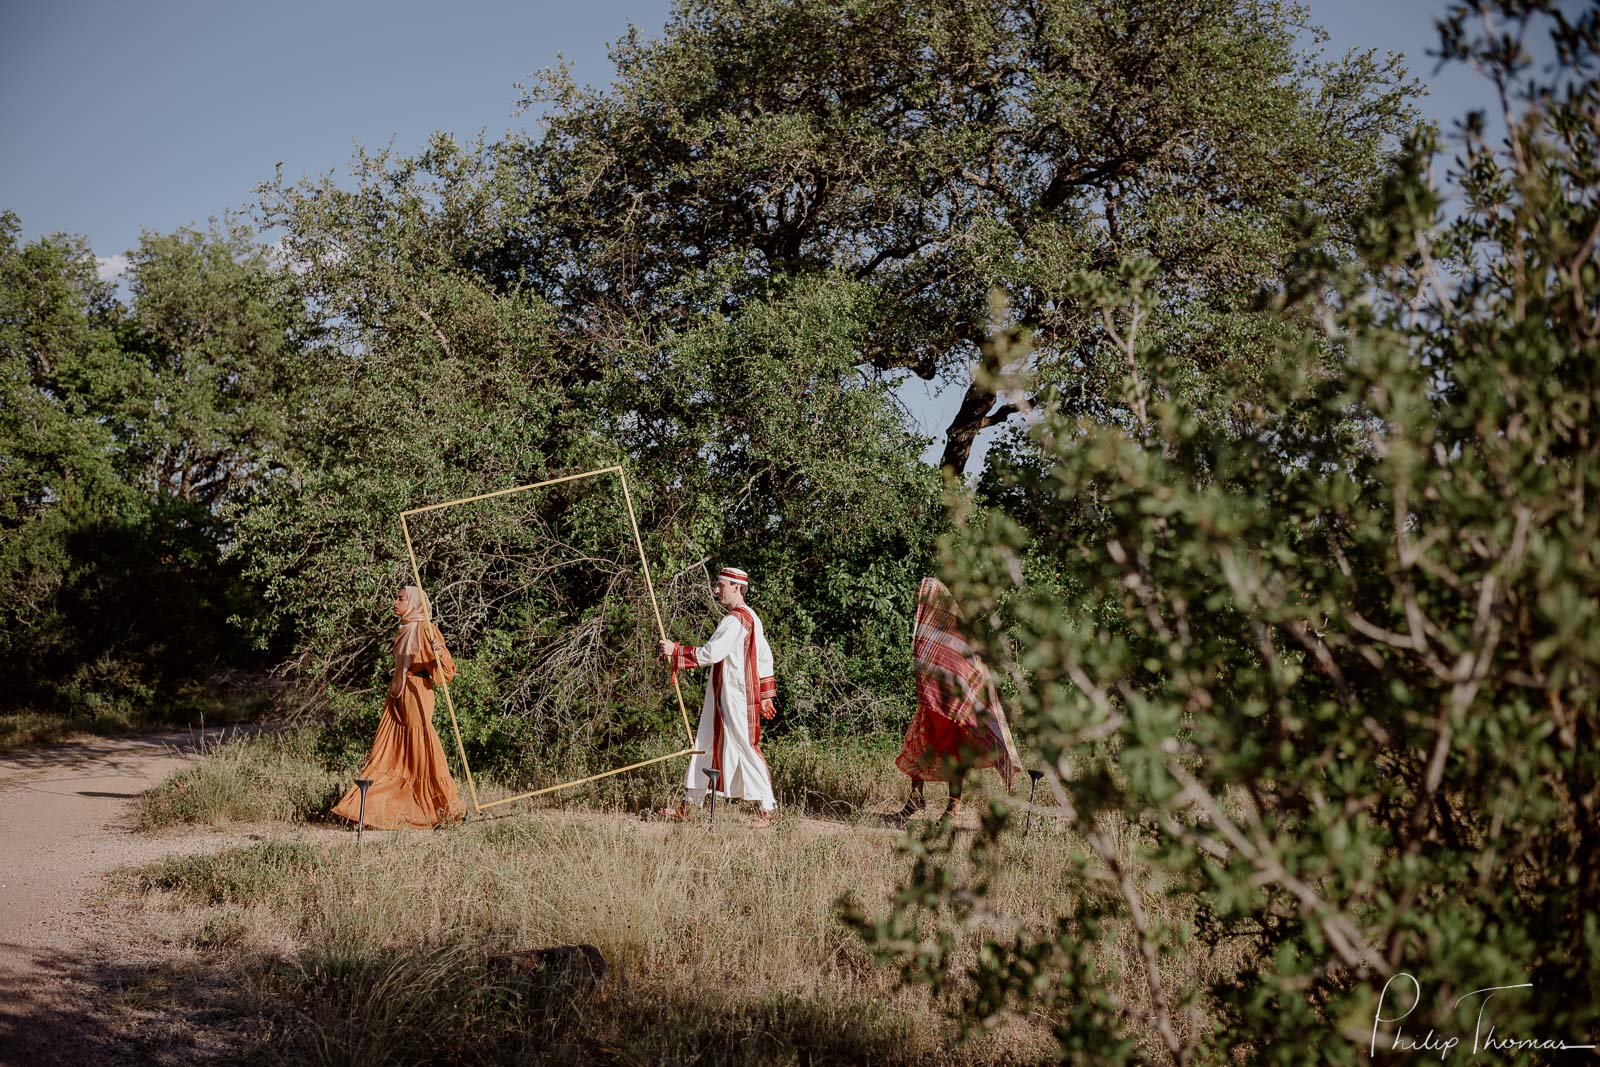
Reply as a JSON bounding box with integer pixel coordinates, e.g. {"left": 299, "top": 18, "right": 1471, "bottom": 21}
{"left": 679, "top": 608, "right": 776, "bottom": 811}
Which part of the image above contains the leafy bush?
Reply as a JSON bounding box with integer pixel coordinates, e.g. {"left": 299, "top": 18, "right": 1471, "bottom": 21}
{"left": 858, "top": 4, "right": 1600, "bottom": 1062}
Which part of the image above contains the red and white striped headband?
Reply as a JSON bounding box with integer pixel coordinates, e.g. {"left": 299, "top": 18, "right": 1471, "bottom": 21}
{"left": 718, "top": 567, "right": 749, "bottom": 586}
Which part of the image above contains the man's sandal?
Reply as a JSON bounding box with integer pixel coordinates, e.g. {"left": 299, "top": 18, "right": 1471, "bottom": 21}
{"left": 749, "top": 809, "right": 775, "bottom": 828}
{"left": 659, "top": 803, "right": 698, "bottom": 822}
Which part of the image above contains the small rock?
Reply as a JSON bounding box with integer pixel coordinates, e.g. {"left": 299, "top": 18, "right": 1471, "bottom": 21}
{"left": 490, "top": 944, "right": 608, "bottom": 983}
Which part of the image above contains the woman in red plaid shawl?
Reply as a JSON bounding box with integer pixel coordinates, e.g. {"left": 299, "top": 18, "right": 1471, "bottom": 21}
{"left": 895, "top": 577, "right": 1020, "bottom": 820}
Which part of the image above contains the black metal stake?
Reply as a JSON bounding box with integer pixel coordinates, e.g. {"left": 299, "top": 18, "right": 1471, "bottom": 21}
{"left": 704, "top": 768, "right": 720, "bottom": 825}
{"left": 1024, "top": 770, "right": 1044, "bottom": 837}
{"left": 355, "top": 778, "right": 374, "bottom": 844}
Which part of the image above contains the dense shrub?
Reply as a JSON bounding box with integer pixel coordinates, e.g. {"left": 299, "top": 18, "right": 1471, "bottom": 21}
{"left": 857, "top": 4, "right": 1600, "bottom": 1061}
{"left": 0, "top": 217, "right": 310, "bottom": 721}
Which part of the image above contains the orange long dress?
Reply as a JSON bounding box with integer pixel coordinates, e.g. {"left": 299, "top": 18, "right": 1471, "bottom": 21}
{"left": 331, "top": 630, "right": 464, "bottom": 830}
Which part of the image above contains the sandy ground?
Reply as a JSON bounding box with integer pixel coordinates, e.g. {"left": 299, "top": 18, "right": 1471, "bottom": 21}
{"left": 0, "top": 728, "right": 274, "bottom": 1066}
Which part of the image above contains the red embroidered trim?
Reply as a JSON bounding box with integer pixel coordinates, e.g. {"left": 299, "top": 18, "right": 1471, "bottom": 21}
{"left": 711, "top": 661, "right": 727, "bottom": 786}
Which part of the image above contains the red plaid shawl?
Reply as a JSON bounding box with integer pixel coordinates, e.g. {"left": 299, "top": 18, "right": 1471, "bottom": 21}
{"left": 895, "top": 578, "right": 1019, "bottom": 789}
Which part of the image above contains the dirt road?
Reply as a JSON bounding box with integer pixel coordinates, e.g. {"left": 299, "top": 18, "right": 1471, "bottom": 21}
{"left": 0, "top": 729, "right": 255, "bottom": 1066}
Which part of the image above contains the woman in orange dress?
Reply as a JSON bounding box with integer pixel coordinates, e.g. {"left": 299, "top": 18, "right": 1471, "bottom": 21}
{"left": 330, "top": 586, "right": 465, "bottom": 829}
{"left": 894, "top": 578, "right": 1020, "bottom": 820}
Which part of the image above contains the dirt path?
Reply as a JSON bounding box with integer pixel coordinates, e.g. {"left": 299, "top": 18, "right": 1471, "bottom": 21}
{"left": 0, "top": 728, "right": 268, "bottom": 1066}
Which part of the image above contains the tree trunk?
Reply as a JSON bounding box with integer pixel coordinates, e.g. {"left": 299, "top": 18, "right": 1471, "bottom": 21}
{"left": 939, "top": 379, "right": 1015, "bottom": 476}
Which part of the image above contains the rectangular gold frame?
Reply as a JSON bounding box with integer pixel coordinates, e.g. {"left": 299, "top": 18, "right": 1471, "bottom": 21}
{"left": 399, "top": 464, "right": 699, "bottom": 815}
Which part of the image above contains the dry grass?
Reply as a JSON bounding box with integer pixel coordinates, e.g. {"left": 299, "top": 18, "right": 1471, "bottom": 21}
{"left": 0, "top": 672, "right": 284, "bottom": 754}
{"left": 479, "top": 733, "right": 922, "bottom": 826}
{"left": 139, "top": 728, "right": 923, "bottom": 831}
{"left": 136, "top": 728, "right": 345, "bottom": 830}
{"left": 0, "top": 709, "right": 102, "bottom": 751}
{"left": 122, "top": 816, "right": 1059, "bottom": 1064}
{"left": 120, "top": 735, "right": 1249, "bottom": 1063}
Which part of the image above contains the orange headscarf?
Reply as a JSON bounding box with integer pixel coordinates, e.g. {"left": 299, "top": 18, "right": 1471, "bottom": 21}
{"left": 392, "top": 586, "right": 431, "bottom": 661}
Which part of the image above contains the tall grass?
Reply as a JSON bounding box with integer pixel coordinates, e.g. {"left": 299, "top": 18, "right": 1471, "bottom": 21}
{"left": 482, "top": 733, "right": 918, "bottom": 821}
{"left": 149, "top": 723, "right": 923, "bottom": 830}
{"left": 137, "top": 728, "right": 344, "bottom": 830}
{"left": 121, "top": 796, "right": 1246, "bottom": 1064}
{"left": 124, "top": 720, "right": 1242, "bottom": 1062}
{"left": 0, "top": 708, "right": 124, "bottom": 752}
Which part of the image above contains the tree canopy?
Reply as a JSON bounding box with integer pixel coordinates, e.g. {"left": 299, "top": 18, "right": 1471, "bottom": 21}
{"left": 519, "top": 0, "right": 1417, "bottom": 471}
{"left": 0, "top": 216, "right": 314, "bottom": 715}
{"left": 5, "top": 0, "right": 1429, "bottom": 773}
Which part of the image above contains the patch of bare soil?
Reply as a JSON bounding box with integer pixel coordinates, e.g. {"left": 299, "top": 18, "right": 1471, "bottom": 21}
{"left": 0, "top": 728, "right": 315, "bottom": 1066}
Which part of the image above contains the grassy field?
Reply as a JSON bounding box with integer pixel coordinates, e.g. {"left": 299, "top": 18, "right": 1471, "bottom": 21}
{"left": 118, "top": 732, "right": 1243, "bottom": 1064}
{"left": 135, "top": 728, "right": 348, "bottom": 830}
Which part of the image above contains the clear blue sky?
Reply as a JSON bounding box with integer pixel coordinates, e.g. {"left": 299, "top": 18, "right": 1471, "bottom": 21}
{"left": 0, "top": 0, "right": 1502, "bottom": 467}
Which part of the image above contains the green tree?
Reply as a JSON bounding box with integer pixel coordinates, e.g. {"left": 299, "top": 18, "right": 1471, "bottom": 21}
{"left": 245, "top": 134, "right": 944, "bottom": 770}
{"left": 852, "top": 2, "right": 1599, "bottom": 1062}
{"left": 240, "top": 0, "right": 1423, "bottom": 770}
{"left": 518, "top": 0, "right": 1418, "bottom": 473}
{"left": 112, "top": 225, "right": 317, "bottom": 506}
{"left": 0, "top": 216, "right": 316, "bottom": 717}
{"left": 0, "top": 212, "right": 123, "bottom": 533}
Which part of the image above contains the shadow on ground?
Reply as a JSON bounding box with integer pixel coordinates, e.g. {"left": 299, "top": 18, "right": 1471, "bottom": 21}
{"left": 0, "top": 939, "right": 270, "bottom": 1066}
{"left": 0, "top": 935, "right": 931, "bottom": 1067}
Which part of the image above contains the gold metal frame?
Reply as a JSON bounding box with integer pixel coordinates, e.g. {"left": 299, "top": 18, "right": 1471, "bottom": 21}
{"left": 398, "top": 464, "right": 699, "bottom": 815}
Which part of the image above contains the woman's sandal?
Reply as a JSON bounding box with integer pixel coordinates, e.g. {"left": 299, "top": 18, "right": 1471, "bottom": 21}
{"left": 891, "top": 794, "right": 928, "bottom": 821}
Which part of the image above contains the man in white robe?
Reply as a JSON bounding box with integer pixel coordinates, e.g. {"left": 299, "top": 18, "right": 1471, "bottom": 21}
{"left": 658, "top": 566, "right": 778, "bottom": 826}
